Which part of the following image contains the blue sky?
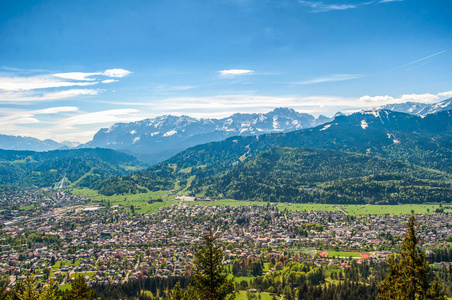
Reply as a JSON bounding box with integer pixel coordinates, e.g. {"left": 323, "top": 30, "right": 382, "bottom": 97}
{"left": 0, "top": 0, "right": 451, "bottom": 142}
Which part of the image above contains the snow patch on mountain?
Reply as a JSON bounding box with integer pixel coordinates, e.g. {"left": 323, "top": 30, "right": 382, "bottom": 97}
{"left": 320, "top": 124, "right": 332, "bottom": 131}
{"left": 163, "top": 130, "right": 177, "bottom": 137}
{"left": 360, "top": 120, "right": 368, "bottom": 129}
{"left": 382, "top": 98, "right": 452, "bottom": 116}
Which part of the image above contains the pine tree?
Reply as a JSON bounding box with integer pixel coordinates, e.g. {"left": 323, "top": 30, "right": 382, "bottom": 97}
{"left": 15, "top": 274, "right": 40, "bottom": 300}
{"left": 0, "top": 286, "right": 8, "bottom": 300}
{"left": 377, "top": 216, "right": 445, "bottom": 300}
{"left": 167, "top": 282, "right": 198, "bottom": 300}
{"left": 39, "top": 277, "right": 61, "bottom": 300}
{"left": 193, "top": 227, "right": 235, "bottom": 300}
{"left": 65, "top": 275, "right": 95, "bottom": 300}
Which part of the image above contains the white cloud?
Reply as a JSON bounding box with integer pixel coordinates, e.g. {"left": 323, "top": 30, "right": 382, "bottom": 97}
{"left": 399, "top": 93, "right": 441, "bottom": 103}
{"left": 102, "top": 69, "right": 132, "bottom": 78}
{"left": 299, "top": 0, "right": 406, "bottom": 12}
{"left": 60, "top": 109, "right": 144, "bottom": 126}
{"left": 359, "top": 95, "right": 395, "bottom": 103}
{"left": 34, "top": 106, "right": 79, "bottom": 114}
{"left": 298, "top": 1, "right": 357, "bottom": 12}
{"left": 102, "top": 79, "right": 117, "bottom": 84}
{"left": 438, "top": 91, "right": 452, "bottom": 98}
{"left": 293, "top": 74, "right": 362, "bottom": 85}
{"left": 0, "top": 76, "right": 98, "bottom": 91}
{"left": 151, "top": 84, "right": 196, "bottom": 92}
{"left": 219, "top": 69, "right": 254, "bottom": 76}
{"left": 359, "top": 91, "right": 451, "bottom": 105}
{"left": 0, "top": 67, "right": 130, "bottom": 103}
{"left": 53, "top": 69, "right": 132, "bottom": 81}
{"left": 0, "top": 107, "right": 81, "bottom": 140}
{"left": 41, "top": 89, "right": 100, "bottom": 100}
{"left": 0, "top": 107, "right": 145, "bottom": 143}
{"left": 0, "top": 68, "right": 131, "bottom": 92}
{"left": 53, "top": 72, "right": 99, "bottom": 81}
{"left": 0, "top": 89, "right": 100, "bottom": 103}
{"left": 132, "top": 94, "right": 364, "bottom": 116}
{"left": 114, "top": 90, "right": 452, "bottom": 119}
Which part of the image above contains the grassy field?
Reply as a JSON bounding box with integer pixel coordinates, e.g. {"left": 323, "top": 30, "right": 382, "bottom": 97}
{"left": 285, "top": 248, "right": 316, "bottom": 256}
{"left": 182, "top": 199, "right": 268, "bottom": 207}
{"left": 72, "top": 188, "right": 445, "bottom": 216}
{"left": 52, "top": 259, "right": 82, "bottom": 270}
{"left": 236, "top": 291, "right": 275, "bottom": 300}
{"left": 58, "top": 283, "right": 72, "bottom": 291}
{"left": 70, "top": 271, "right": 96, "bottom": 278}
{"left": 19, "top": 204, "right": 35, "bottom": 211}
{"left": 72, "top": 188, "right": 178, "bottom": 214}
{"left": 279, "top": 203, "right": 339, "bottom": 212}
{"left": 227, "top": 274, "right": 255, "bottom": 283}
{"left": 322, "top": 251, "right": 366, "bottom": 258}
{"left": 340, "top": 204, "right": 442, "bottom": 215}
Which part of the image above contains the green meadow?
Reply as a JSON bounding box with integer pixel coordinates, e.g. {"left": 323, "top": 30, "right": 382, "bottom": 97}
{"left": 322, "top": 251, "right": 365, "bottom": 258}
{"left": 72, "top": 188, "right": 444, "bottom": 216}
{"left": 236, "top": 291, "right": 275, "bottom": 300}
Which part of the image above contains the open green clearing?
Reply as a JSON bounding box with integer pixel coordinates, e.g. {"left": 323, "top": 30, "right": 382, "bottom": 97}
{"left": 51, "top": 259, "right": 82, "bottom": 270}
{"left": 70, "top": 272, "right": 96, "bottom": 278}
{"left": 19, "top": 204, "right": 35, "bottom": 211}
{"left": 58, "top": 284, "right": 72, "bottom": 291}
{"left": 228, "top": 274, "right": 254, "bottom": 283}
{"left": 285, "top": 248, "right": 317, "bottom": 256}
{"left": 236, "top": 291, "right": 275, "bottom": 300}
{"left": 71, "top": 188, "right": 444, "bottom": 216}
{"left": 322, "top": 251, "right": 366, "bottom": 258}
{"left": 340, "top": 204, "right": 443, "bottom": 215}
{"left": 72, "top": 188, "right": 178, "bottom": 214}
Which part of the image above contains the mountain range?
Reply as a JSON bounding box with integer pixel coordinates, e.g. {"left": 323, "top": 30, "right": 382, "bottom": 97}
{"left": 1, "top": 103, "right": 451, "bottom": 204}
{"left": 93, "top": 108, "right": 452, "bottom": 204}
{"left": 85, "top": 98, "right": 450, "bottom": 164}
{"left": 381, "top": 98, "right": 452, "bottom": 116}
{"left": 81, "top": 108, "right": 333, "bottom": 164}
{"left": 0, "top": 134, "right": 64, "bottom": 152}
{"left": 0, "top": 98, "right": 450, "bottom": 165}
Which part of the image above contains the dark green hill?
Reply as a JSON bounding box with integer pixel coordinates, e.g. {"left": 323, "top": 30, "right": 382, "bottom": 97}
{"left": 94, "top": 109, "right": 452, "bottom": 200}
{"left": 157, "top": 109, "right": 452, "bottom": 174}
{"left": 0, "top": 148, "right": 147, "bottom": 189}
{"left": 196, "top": 147, "right": 451, "bottom": 204}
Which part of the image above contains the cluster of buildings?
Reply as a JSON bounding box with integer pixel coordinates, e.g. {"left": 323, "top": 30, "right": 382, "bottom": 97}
{"left": 0, "top": 189, "right": 451, "bottom": 288}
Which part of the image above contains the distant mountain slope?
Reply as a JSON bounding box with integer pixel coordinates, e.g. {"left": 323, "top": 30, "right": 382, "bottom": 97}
{"left": 82, "top": 108, "right": 332, "bottom": 164}
{"left": 0, "top": 148, "right": 147, "bottom": 189}
{"left": 0, "top": 134, "right": 64, "bottom": 152}
{"left": 197, "top": 147, "right": 452, "bottom": 204}
{"left": 94, "top": 109, "right": 452, "bottom": 198}
{"left": 382, "top": 98, "right": 452, "bottom": 116}
{"left": 163, "top": 109, "right": 452, "bottom": 173}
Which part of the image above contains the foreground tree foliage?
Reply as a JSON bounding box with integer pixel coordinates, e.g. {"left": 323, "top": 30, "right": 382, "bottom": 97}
{"left": 166, "top": 282, "right": 199, "bottom": 300}
{"left": 0, "top": 274, "right": 91, "bottom": 300}
{"left": 377, "top": 216, "right": 445, "bottom": 300}
{"left": 65, "top": 275, "right": 95, "bottom": 300}
{"left": 193, "top": 227, "right": 235, "bottom": 300}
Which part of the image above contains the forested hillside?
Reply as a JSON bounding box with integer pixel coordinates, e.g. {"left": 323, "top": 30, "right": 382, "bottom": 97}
{"left": 195, "top": 147, "right": 452, "bottom": 204}
{"left": 0, "top": 148, "right": 147, "bottom": 189}
{"left": 94, "top": 109, "right": 452, "bottom": 202}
